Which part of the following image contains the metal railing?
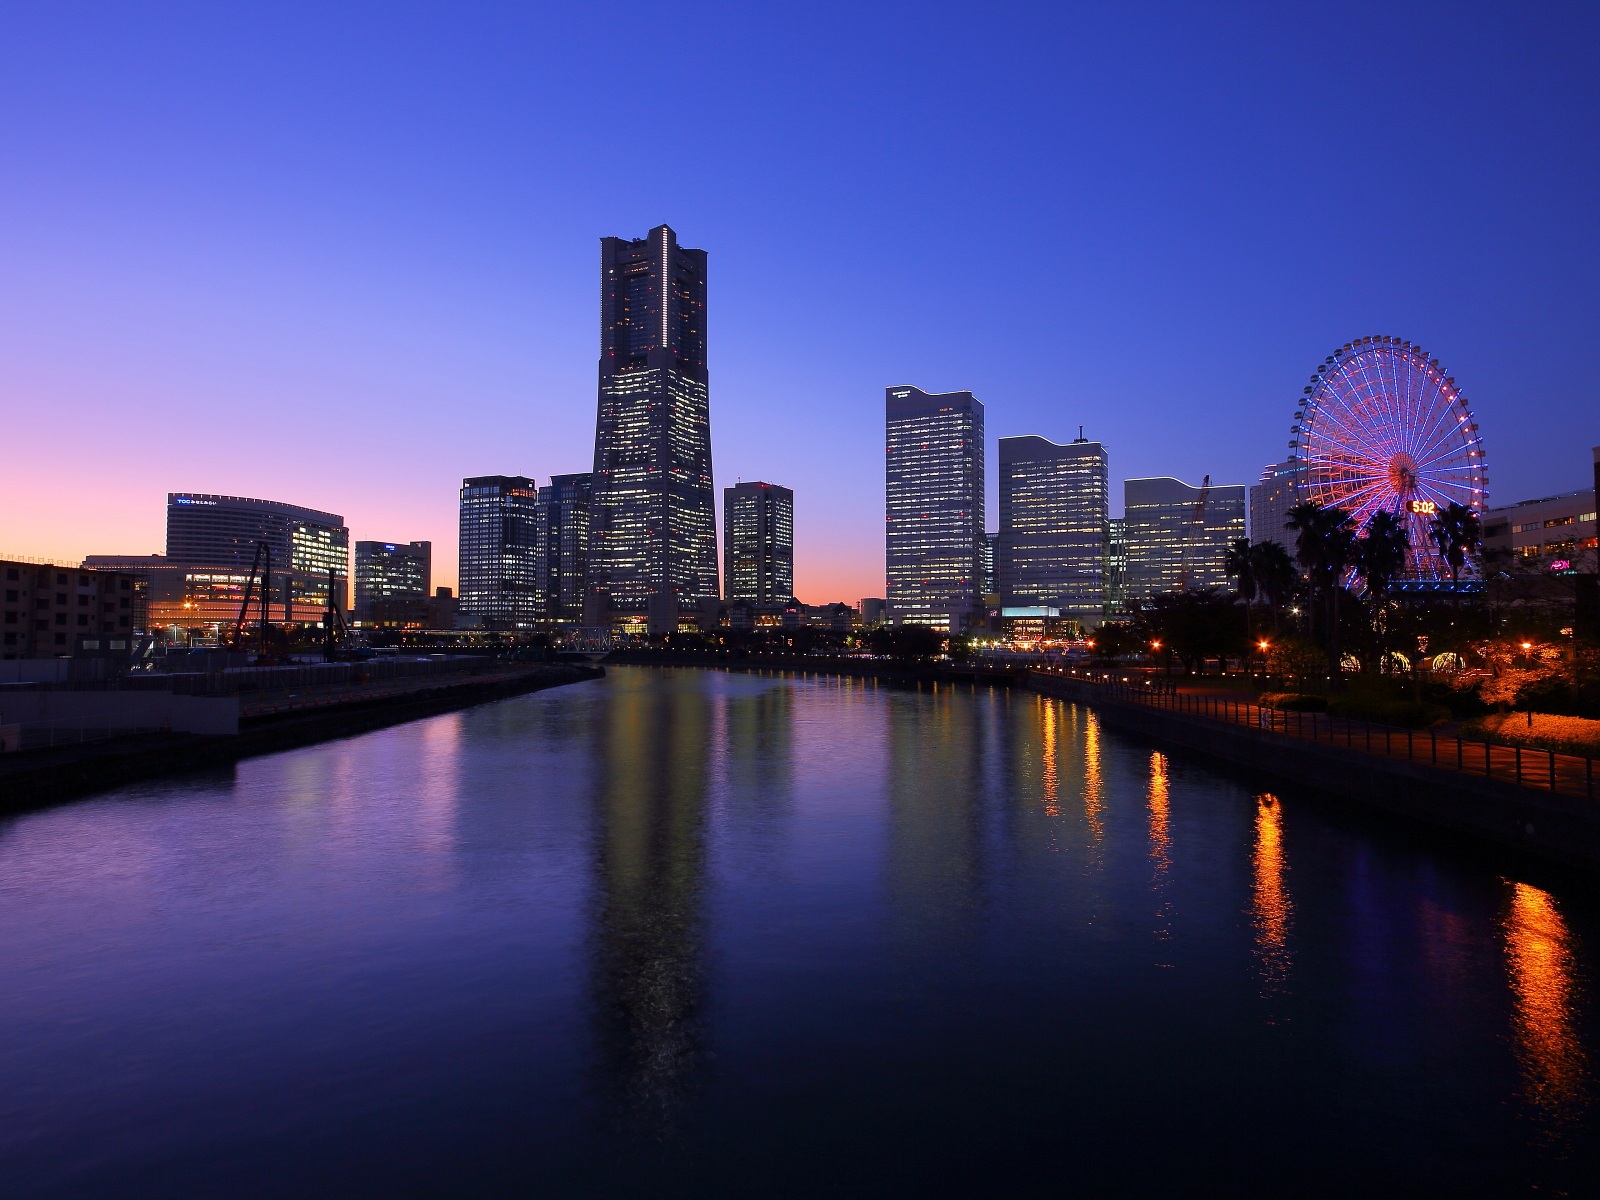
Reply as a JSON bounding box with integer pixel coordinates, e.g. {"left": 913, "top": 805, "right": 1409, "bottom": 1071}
{"left": 1034, "top": 670, "right": 1598, "bottom": 803}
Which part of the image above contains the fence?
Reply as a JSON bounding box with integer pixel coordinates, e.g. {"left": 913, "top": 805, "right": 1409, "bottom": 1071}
{"left": 1035, "top": 670, "right": 1598, "bottom": 803}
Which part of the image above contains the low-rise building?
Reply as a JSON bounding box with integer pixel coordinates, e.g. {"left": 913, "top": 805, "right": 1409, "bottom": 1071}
{"left": 2, "top": 559, "right": 139, "bottom": 659}
{"left": 1482, "top": 487, "right": 1598, "bottom": 569}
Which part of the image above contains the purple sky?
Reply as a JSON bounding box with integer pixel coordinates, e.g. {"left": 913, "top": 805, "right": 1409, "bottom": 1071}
{"left": 2, "top": 2, "right": 1596, "bottom": 600}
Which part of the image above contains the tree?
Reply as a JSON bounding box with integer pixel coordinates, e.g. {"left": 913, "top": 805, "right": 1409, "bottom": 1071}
{"left": 1225, "top": 538, "right": 1258, "bottom": 642}
{"left": 1251, "top": 541, "right": 1301, "bottom": 631}
{"left": 1356, "top": 509, "right": 1409, "bottom": 600}
{"left": 1430, "top": 501, "right": 1482, "bottom": 585}
{"left": 1286, "top": 501, "right": 1357, "bottom": 672}
{"left": 1135, "top": 588, "right": 1246, "bottom": 675}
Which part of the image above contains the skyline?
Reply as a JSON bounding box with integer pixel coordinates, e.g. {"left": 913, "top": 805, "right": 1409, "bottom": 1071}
{"left": 3, "top": 5, "right": 1598, "bottom": 600}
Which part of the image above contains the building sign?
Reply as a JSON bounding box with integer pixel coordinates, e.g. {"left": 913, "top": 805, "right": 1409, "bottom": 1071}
{"left": 1408, "top": 499, "right": 1437, "bottom": 515}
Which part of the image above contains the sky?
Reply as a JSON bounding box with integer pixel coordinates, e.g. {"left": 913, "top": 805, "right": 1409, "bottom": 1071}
{"left": 1, "top": 1, "right": 1597, "bottom": 602}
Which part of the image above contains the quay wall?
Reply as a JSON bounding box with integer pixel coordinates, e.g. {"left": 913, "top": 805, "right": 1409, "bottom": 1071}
{"left": 1026, "top": 673, "right": 1600, "bottom": 871}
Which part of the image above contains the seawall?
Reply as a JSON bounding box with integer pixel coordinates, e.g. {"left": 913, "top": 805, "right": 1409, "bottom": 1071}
{"left": 0, "top": 663, "right": 604, "bottom": 811}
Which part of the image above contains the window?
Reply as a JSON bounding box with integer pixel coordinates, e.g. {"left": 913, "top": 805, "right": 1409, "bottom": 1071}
{"left": 81, "top": 639, "right": 99, "bottom": 650}
{"left": 2, "top": 633, "right": 13, "bottom": 645}
{"left": 55, "top": 574, "right": 66, "bottom": 585}
{"left": 3, "top": 590, "right": 14, "bottom": 602}
{"left": 3, "top": 613, "right": 14, "bottom": 624}
{"left": 55, "top": 613, "right": 66, "bottom": 625}
{"left": 4, "top": 569, "right": 16, "bottom": 581}
{"left": 78, "top": 595, "right": 89, "bottom": 606}
{"left": 54, "top": 633, "right": 66, "bottom": 645}
{"left": 76, "top": 615, "right": 88, "bottom": 627}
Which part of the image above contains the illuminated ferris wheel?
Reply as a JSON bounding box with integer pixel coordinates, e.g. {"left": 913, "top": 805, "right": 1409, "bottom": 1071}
{"left": 1289, "top": 335, "right": 1487, "bottom": 582}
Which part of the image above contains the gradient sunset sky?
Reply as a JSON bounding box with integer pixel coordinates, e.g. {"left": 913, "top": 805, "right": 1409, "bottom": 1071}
{"left": 2, "top": 3, "right": 1597, "bottom": 601}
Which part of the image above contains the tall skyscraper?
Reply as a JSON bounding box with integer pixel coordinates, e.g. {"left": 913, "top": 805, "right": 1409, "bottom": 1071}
{"left": 354, "top": 540, "right": 431, "bottom": 620}
{"left": 535, "top": 472, "right": 593, "bottom": 623}
{"left": 458, "top": 475, "right": 541, "bottom": 628}
{"left": 585, "top": 225, "right": 718, "bottom": 633}
{"left": 980, "top": 533, "right": 997, "bottom": 598}
{"left": 996, "top": 434, "right": 1108, "bottom": 627}
{"left": 1122, "top": 476, "right": 1247, "bottom": 603}
{"left": 723, "top": 481, "right": 794, "bottom": 606}
{"left": 1249, "top": 460, "right": 1301, "bottom": 552}
{"left": 885, "top": 385, "right": 985, "bottom": 630}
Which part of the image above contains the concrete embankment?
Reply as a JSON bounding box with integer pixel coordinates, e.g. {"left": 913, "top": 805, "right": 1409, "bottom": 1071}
{"left": 604, "top": 648, "right": 1018, "bottom": 686}
{"left": 1026, "top": 673, "right": 1600, "bottom": 871}
{"left": 0, "top": 663, "right": 603, "bottom": 811}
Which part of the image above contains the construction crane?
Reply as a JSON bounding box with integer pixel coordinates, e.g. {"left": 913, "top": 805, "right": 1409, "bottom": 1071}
{"left": 231, "top": 541, "right": 273, "bottom": 656}
{"left": 1176, "top": 474, "right": 1211, "bottom": 591}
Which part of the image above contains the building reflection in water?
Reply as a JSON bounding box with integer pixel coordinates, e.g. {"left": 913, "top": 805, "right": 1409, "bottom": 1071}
{"left": 1081, "top": 708, "right": 1105, "bottom": 844}
{"left": 1040, "top": 700, "right": 1060, "bottom": 818}
{"left": 1251, "top": 793, "right": 1293, "bottom": 1005}
{"left": 586, "top": 675, "right": 711, "bottom": 1130}
{"left": 1502, "top": 880, "right": 1590, "bottom": 1125}
{"left": 1147, "top": 752, "right": 1173, "bottom": 949}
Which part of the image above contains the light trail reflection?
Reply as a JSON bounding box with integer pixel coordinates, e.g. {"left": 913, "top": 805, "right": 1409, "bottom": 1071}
{"left": 1251, "top": 793, "right": 1292, "bottom": 1006}
{"left": 1503, "top": 880, "right": 1590, "bottom": 1125}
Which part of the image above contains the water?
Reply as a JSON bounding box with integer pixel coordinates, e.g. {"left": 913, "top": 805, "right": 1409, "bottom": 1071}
{"left": 1, "top": 666, "right": 1595, "bottom": 1196}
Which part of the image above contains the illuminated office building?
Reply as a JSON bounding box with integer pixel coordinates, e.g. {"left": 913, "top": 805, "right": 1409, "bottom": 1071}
{"left": 1250, "top": 460, "right": 1301, "bottom": 552}
{"left": 535, "top": 472, "right": 593, "bottom": 623}
{"left": 980, "top": 533, "right": 997, "bottom": 598}
{"left": 885, "top": 385, "right": 985, "bottom": 629}
{"left": 723, "top": 482, "right": 794, "bottom": 607}
{"left": 1122, "top": 476, "right": 1246, "bottom": 602}
{"left": 586, "top": 225, "right": 719, "bottom": 633}
{"left": 161, "top": 492, "right": 349, "bottom": 620}
{"left": 996, "top": 434, "right": 1108, "bottom": 627}
{"left": 354, "top": 541, "right": 431, "bottom": 621}
{"left": 458, "top": 475, "right": 541, "bottom": 628}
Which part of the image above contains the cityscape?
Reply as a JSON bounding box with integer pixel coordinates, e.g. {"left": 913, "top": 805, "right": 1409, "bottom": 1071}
{"left": 2, "top": 6, "right": 1599, "bottom": 1197}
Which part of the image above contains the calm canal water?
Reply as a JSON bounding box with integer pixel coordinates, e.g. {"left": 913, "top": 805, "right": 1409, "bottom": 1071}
{"left": 1, "top": 666, "right": 1596, "bottom": 1196}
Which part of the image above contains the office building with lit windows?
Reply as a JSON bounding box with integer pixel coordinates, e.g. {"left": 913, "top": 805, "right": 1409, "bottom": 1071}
{"left": 354, "top": 541, "right": 431, "bottom": 621}
{"left": 535, "top": 472, "right": 593, "bottom": 623}
{"left": 585, "top": 225, "right": 719, "bottom": 633}
{"left": 1122, "top": 477, "right": 1246, "bottom": 602}
{"left": 1249, "top": 460, "right": 1302, "bottom": 552}
{"left": 723, "top": 481, "right": 794, "bottom": 607}
{"left": 1482, "top": 488, "right": 1597, "bottom": 568}
{"left": 885, "top": 385, "right": 985, "bottom": 629}
{"left": 161, "top": 493, "right": 350, "bottom": 621}
{"left": 458, "top": 476, "right": 541, "bottom": 628}
{"left": 996, "top": 434, "right": 1108, "bottom": 627}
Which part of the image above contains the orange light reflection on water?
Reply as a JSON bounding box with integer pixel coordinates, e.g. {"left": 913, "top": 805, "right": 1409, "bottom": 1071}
{"left": 1082, "top": 711, "right": 1104, "bottom": 841}
{"left": 1503, "top": 881, "right": 1589, "bottom": 1123}
{"left": 1252, "top": 793, "right": 1292, "bottom": 1002}
{"left": 1040, "top": 700, "right": 1059, "bottom": 817}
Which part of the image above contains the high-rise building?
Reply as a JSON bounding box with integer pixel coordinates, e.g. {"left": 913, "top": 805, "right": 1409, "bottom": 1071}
{"left": 586, "top": 225, "right": 718, "bottom": 633}
{"left": 1104, "top": 518, "right": 1128, "bottom": 619}
{"left": 354, "top": 541, "right": 431, "bottom": 621}
{"left": 1250, "top": 460, "right": 1301, "bottom": 552}
{"left": 1122, "top": 477, "right": 1247, "bottom": 603}
{"left": 885, "top": 385, "right": 985, "bottom": 630}
{"left": 162, "top": 493, "right": 349, "bottom": 619}
{"left": 980, "top": 533, "right": 997, "bottom": 598}
{"left": 458, "top": 476, "right": 541, "bottom": 628}
{"left": 723, "top": 482, "right": 794, "bottom": 607}
{"left": 535, "top": 473, "right": 593, "bottom": 623}
{"left": 996, "top": 434, "right": 1108, "bottom": 627}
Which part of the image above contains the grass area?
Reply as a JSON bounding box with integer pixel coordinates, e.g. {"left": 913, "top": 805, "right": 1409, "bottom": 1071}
{"left": 1463, "top": 713, "right": 1600, "bottom": 758}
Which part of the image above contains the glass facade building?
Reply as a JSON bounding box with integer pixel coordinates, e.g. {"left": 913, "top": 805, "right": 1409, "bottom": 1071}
{"left": 885, "top": 386, "right": 985, "bottom": 630}
{"left": 586, "top": 225, "right": 719, "bottom": 632}
{"left": 723, "top": 481, "right": 794, "bottom": 607}
{"left": 163, "top": 493, "right": 349, "bottom": 620}
{"left": 996, "top": 435, "right": 1108, "bottom": 627}
{"left": 1122, "top": 477, "right": 1247, "bottom": 603}
{"left": 354, "top": 541, "right": 431, "bottom": 621}
{"left": 535, "top": 473, "right": 593, "bottom": 623}
{"left": 1249, "top": 460, "right": 1302, "bottom": 553}
{"left": 458, "top": 476, "right": 541, "bottom": 628}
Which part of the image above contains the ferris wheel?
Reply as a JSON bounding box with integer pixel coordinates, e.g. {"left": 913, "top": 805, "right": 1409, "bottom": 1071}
{"left": 1288, "top": 335, "right": 1487, "bottom": 582}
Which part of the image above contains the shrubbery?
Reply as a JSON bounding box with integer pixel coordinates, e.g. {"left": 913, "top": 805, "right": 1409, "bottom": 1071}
{"left": 1258, "top": 692, "right": 1326, "bottom": 712}
{"left": 1324, "top": 691, "right": 1449, "bottom": 729}
{"left": 1462, "top": 713, "right": 1600, "bottom": 757}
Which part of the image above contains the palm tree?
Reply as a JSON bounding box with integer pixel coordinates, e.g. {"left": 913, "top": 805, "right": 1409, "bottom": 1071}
{"left": 1356, "top": 509, "right": 1410, "bottom": 599}
{"left": 1251, "top": 541, "right": 1299, "bottom": 632}
{"left": 1356, "top": 509, "right": 1410, "bottom": 671}
{"left": 1286, "top": 501, "right": 1356, "bottom": 672}
{"left": 1430, "top": 501, "right": 1482, "bottom": 584}
{"left": 1225, "top": 537, "right": 1258, "bottom": 642}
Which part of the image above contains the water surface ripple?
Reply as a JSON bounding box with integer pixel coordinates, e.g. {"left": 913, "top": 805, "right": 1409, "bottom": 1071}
{"left": 1, "top": 667, "right": 1595, "bottom": 1196}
